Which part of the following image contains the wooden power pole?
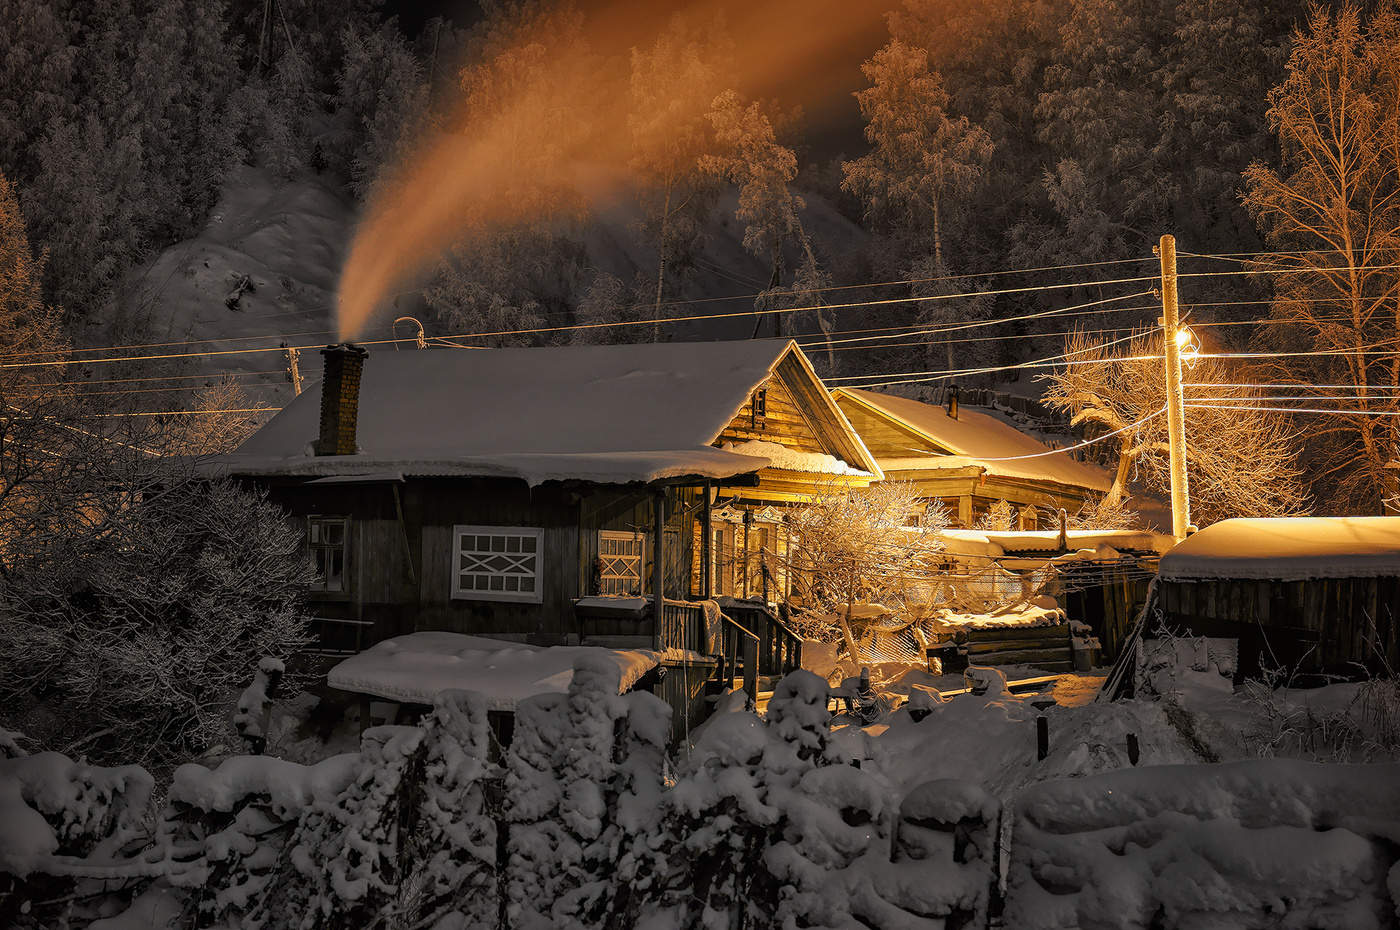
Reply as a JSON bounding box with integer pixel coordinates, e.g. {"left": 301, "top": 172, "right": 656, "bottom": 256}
{"left": 1157, "top": 234, "right": 1191, "bottom": 539}
{"left": 285, "top": 345, "right": 303, "bottom": 396}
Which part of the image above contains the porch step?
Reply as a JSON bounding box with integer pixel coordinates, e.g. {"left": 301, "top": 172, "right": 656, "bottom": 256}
{"left": 970, "top": 647, "right": 1074, "bottom": 667}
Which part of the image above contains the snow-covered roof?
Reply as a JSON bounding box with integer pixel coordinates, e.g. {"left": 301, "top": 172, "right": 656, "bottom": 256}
{"left": 326, "top": 632, "right": 664, "bottom": 710}
{"left": 942, "top": 528, "right": 1175, "bottom": 556}
{"left": 1159, "top": 517, "right": 1400, "bottom": 582}
{"left": 208, "top": 340, "right": 823, "bottom": 486}
{"left": 832, "top": 388, "right": 1111, "bottom": 493}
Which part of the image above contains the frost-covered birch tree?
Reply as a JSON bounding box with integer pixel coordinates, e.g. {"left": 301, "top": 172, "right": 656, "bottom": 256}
{"left": 1243, "top": 4, "right": 1400, "bottom": 512}
{"left": 842, "top": 40, "right": 993, "bottom": 271}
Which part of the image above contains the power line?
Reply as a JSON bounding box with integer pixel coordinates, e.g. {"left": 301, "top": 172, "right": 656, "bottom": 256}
{"left": 971, "top": 408, "right": 1165, "bottom": 462}
{"left": 1186, "top": 404, "right": 1400, "bottom": 417}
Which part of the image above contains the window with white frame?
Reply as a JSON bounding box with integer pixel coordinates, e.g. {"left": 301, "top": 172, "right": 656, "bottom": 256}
{"left": 452, "top": 525, "right": 543, "bottom": 602}
{"left": 308, "top": 516, "right": 349, "bottom": 593}
{"left": 598, "top": 530, "right": 646, "bottom": 596}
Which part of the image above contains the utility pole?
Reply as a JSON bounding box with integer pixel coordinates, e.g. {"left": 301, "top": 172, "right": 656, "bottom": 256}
{"left": 1156, "top": 234, "right": 1191, "bottom": 539}
{"left": 285, "top": 345, "right": 303, "bottom": 396}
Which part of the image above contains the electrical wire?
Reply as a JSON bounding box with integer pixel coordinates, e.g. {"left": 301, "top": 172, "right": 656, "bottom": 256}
{"left": 969, "top": 408, "right": 1165, "bottom": 462}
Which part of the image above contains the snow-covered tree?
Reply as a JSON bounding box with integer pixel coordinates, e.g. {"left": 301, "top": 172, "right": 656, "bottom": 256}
{"left": 628, "top": 14, "right": 730, "bottom": 331}
{"left": 644, "top": 671, "right": 838, "bottom": 929}
{"left": 842, "top": 40, "right": 993, "bottom": 270}
{"left": 1243, "top": 4, "right": 1400, "bottom": 512}
{"left": 785, "top": 480, "right": 949, "bottom": 665}
{"left": 502, "top": 691, "right": 568, "bottom": 929}
{"left": 0, "top": 476, "right": 315, "bottom": 769}
{"left": 1041, "top": 329, "right": 1309, "bottom": 525}
{"left": 404, "top": 690, "right": 500, "bottom": 930}
{"left": 700, "top": 91, "right": 817, "bottom": 339}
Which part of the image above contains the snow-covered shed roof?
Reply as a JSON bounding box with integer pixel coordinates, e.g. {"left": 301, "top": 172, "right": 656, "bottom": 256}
{"left": 327, "top": 632, "right": 663, "bottom": 710}
{"left": 941, "top": 528, "right": 1175, "bottom": 556}
{"left": 1159, "top": 517, "right": 1400, "bottom": 582}
{"left": 208, "top": 339, "right": 859, "bottom": 486}
{"left": 831, "top": 388, "right": 1111, "bottom": 493}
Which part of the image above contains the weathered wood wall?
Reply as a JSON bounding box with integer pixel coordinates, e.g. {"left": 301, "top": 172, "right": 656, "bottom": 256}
{"left": 261, "top": 476, "right": 706, "bottom": 647}
{"left": 1158, "top": 576, "right": 1400, "bottom": 677}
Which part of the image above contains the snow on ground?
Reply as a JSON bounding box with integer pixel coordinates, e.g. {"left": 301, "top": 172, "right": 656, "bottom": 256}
{"left": 326, "top": 631, "right": 662, "bottom": 710}
{"left": 1007, "top": 758, "right": 1400, "bottom": 929}
{"left": 117, "top": 165, "right": 354, "bottom": 389}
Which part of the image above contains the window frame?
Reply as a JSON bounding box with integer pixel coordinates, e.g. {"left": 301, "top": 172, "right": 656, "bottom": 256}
{"left": 308, "top": 515, "right": 350, "bottom": 595}
{"left": 598, "top": 529, "right": 648, "bottom": 596}
{"left": 451, "top": 525, "right": 545, "bottom": 603}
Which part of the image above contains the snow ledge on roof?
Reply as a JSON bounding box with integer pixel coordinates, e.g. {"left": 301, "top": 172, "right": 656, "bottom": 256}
{"left": 720, "top": 439, "right": 870, "bottom": 476}
{"left": 1159, "top": 517, "right": 1400, "bottom": 581}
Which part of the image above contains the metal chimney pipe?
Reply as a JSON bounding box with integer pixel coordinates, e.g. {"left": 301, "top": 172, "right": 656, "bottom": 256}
{"left": 315, "top": 343, "right": 368, "bottom": 456}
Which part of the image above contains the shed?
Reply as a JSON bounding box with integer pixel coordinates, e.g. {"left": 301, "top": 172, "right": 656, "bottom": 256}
{"left": 1157, "top": 517, "right": 1400, "bottom": 677}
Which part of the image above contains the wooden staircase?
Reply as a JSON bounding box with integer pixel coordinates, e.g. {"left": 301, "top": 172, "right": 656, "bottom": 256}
{"left": 936, "top": 623, "right": 1075, "bottom": 673}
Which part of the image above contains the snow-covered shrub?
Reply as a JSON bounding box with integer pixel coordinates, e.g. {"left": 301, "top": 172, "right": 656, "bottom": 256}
{"left": 157, "top": 753, "right": 358, "bottom": 927}
{"left": 252, "top": 725, "right": 427, "bottom": 930}
{"left": 502, "top": 691, "right": 568, "bottom": 929}
{"left": 404, "top": 689, "right": 500, "bottom": 930}
{"left": 646, "top": 670, "right": 839, "bottom": 928}
{"left": 1007, "top": 759, "right": 1400, "bottom": 929}
{"left": 0, "top": 476, "right": 314, "bottom": 770}
{"left": 234, "top": 658, "right": 287, "bottom": 755}
{"left": 0, "top": 752, "right": 154, "bottom": 927}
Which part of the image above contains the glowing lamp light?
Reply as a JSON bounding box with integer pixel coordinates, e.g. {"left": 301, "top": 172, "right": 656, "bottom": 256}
{"left": 1175, "top": 325, "right": 1201, "bottom": 368}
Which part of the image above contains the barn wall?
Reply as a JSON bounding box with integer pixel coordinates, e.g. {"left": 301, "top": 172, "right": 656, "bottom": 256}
{"left": 1158, "top": 576, "right": 1400, "bottom": 676}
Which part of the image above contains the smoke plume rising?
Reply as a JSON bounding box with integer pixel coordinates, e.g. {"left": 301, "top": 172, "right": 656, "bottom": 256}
{"left": 336, "top": 0, "right": 893, "bottom": 340}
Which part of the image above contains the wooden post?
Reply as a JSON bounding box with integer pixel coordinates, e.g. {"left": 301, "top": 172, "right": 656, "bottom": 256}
{"left": 741, "top": 509, "right": 751, "bottom": 599}
{"left": 1158, "top": 233, "right": 1192, "bottom": 540}
{"left": 652, "top": 488, "right": 665, "bottom": 650}
{"left": 701, "top": 481, "right": 713, "bottom": 599}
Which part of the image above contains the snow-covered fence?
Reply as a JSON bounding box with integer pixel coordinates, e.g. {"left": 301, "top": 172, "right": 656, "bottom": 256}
{"left": 1006, "top": 759, "right": 1400, "bottom": 929}
{"left": 3, "top": 666, "right": 1007, "bottom": 930}
{"left": 156, "top": 752, "right": 359, "bottom": 926}
{"left": 0, "top": 751, "right": 154, "bottom": 926}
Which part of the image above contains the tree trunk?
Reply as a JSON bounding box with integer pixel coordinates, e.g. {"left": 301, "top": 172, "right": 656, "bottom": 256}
{"left": 1104, "top": 436, "right": 1136, "bottom": 509}
{"left": 653, "top": 181, "right": 673, "bottom": 342}
{"left": 839, "top": 603, "right": 862, "bottom": 670}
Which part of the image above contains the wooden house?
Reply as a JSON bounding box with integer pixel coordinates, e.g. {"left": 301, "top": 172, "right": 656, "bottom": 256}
{"left": 1156, "top": 517, "right": 1400, "bottom": 680}
{"left": 206, "top": 339, "right": 877, "bottom": 724}
{"left": 831, "top": 387, "right": 1110, "bottom": 528}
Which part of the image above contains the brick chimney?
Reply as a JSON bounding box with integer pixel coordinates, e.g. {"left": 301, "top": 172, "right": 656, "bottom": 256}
{"left": 946, "top": 383, "right": 960, "bottom": 421}
{"left": 315, "top": 343, "right": 368, "bottom": 456}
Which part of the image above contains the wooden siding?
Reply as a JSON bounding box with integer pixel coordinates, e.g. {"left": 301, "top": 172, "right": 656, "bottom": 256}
{"left": 1158, "top": 576, "right": 1400, "bottom": 677}
{"left": 839, "top": 400, "right": 950, "bottom": 458}
{"left": 260, "top": 476, "right": 708, "bottom": 648}
{"left": 716, "top": 374, "right": 826, "bottom": 454}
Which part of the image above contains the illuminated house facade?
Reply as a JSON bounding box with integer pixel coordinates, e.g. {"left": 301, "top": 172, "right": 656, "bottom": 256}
{"left": 208, "top": 339, "right": 879, "bottom": 652}
{"left": 831, "top": 387, "right": 1110, "bottom": 528}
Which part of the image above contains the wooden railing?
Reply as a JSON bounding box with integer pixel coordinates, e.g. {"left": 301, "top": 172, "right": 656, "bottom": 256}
{"left": 659, "top": 600, "right": 709, "bottom": 654}
{"left": 717, "top": 599, "right": 803, "bottom": 677}
{"left": 715, "top": 615, "right": 760, "bottom": 708}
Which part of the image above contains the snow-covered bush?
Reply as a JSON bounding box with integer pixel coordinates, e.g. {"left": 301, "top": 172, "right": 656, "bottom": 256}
{"left": 0, "top": 752, "right": 154, "bottom": 927}
{"left": 0, "top": 477, "right": 314, "bottom": 770}
{"left": 645, "top": 670, "right": 841, "bottom": 928}
{"left": 157, "top": 752, "right": 358, "bottom": 927}
{"left": 405, "top": 689, "right": 500, "bottom": 930}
